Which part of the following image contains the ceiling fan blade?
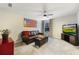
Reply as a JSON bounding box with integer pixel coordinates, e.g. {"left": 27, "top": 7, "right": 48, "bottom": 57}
{"left": 47, "top": 14, "right": 53, "bottom": 16}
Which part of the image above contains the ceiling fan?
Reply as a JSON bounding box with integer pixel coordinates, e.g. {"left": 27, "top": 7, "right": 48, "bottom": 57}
{"left": 41, "top": 4, "right": 53, "bottom": 18}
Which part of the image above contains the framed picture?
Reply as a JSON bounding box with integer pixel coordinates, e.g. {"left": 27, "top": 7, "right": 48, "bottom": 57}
{"left": 24, "top": 18, "right": 37, "bottom": 27}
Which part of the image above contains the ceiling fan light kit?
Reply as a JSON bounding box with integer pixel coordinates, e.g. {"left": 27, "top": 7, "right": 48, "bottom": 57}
{"left": 43, "top": 14, "right": 47, "bottom": 16}
{"left": 39, "top": 4, "right": 53, "bottom": 20}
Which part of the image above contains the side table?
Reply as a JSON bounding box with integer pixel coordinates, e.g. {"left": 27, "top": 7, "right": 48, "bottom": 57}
{"left": 0, "top": 38, "right": 14, "bottom": 55}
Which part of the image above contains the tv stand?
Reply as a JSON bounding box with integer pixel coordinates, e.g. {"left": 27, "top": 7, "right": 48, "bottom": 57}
{"left": 61, "top": 33, "right": 78, "bottom": 45}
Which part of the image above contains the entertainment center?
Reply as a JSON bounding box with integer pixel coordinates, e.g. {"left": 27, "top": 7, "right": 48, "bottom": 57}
{"left": 61, "top": 24, "right": 79, "bottom": 45}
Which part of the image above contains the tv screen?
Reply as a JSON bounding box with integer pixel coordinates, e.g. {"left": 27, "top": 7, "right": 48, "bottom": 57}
{"left": 62, "top": 24, "right": 77, "bottom": 35}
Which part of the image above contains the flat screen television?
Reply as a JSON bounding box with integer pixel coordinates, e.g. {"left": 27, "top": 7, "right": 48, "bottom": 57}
{"left": 62, "top": 24, "right": 77, "bottom": 35}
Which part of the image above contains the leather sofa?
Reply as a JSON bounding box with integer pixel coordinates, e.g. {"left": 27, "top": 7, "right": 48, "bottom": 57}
{"left": 21, "top": 31, "right": 38, "bottom": 44}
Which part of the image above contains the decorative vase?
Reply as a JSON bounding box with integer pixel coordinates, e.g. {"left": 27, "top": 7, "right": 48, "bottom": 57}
{"left": 2, "top": 34, "right": 9, "bottom": 43}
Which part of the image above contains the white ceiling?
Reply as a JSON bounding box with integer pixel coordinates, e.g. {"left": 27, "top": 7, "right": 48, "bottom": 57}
{"left": 0, "top": 3, "right": 79, "bottom": 18}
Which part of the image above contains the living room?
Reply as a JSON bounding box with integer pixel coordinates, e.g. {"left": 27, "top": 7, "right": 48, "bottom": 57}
{"left": 1, "top": 3, "right": 79, "bottom": 55}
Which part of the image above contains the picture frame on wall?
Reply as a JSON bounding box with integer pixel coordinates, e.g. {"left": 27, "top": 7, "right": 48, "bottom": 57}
{"left": 24, "top": 18, "right": 37, "bottom": 27}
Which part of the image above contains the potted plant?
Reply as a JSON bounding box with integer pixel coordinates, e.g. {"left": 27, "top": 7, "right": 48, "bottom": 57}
{"left": 1, "top": 29, "right": 10, "bottom": 40}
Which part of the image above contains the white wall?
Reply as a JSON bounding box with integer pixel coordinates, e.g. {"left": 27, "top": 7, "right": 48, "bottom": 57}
{"left": 52, "top": 14, "right": 77, "bottom": 39}
{"left": 0, "top": 9, "right": 42, "bottom": 43}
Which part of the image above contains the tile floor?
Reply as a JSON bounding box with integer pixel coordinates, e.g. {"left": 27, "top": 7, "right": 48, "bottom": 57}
{"left": 14, "top": 38, "right": 79, "bottom": 55}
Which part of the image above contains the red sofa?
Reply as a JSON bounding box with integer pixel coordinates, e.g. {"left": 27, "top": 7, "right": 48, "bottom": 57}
{"left": 21, "top": 31, "right": 38, "bottom": 44}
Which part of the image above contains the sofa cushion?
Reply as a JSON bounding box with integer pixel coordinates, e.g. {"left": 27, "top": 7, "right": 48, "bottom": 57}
{"left": 23, "top": 35, "right": 29, "bottom": 38}
{"left": 37, "top": 35, "right": 45, "bottom": 39}
{"left": 29, "top": 36, "right": 36, "bottom": 39}
{"left": 22, "top": 31, "right": 30, "bottom": 36}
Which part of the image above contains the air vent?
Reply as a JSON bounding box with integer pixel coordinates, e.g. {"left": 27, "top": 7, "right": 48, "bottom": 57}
{"left": 8, "top": 3, "right": 12, "bottom": 7}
